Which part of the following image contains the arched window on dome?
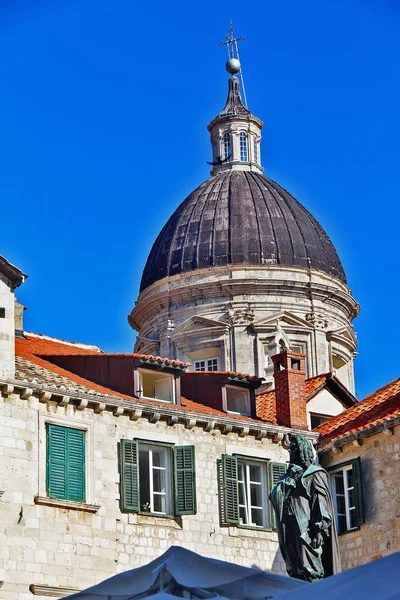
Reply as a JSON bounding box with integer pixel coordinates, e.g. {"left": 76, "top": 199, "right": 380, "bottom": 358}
{"left": 253, "top": 137, "right": 258, "bottom": 163}
{"left": 223, "top": 131, "right": 232, "bottom": 161}
{"left": 239, "top": 132, "right": 248, "bottom": 162}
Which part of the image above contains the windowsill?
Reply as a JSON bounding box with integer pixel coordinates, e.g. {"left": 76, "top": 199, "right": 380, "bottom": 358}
{"left": 239, "top": 524, "right": 270, "bottom": 531}
{"left": 227, "top": 410, "right": 251, "bottom": 417}
{"left": 34, "top": 496, "right": 100, "bottom": 513}
{"left": 127, "top": 512, "right": 182, "bottom": 528}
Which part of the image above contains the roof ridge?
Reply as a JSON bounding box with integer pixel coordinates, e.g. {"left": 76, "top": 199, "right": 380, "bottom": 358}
{"left": 24, "top": 332, "right": 103, "bottom": 352}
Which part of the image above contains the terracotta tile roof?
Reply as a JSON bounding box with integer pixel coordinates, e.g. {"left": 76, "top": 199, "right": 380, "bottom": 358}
{"left": 317, "top": 377, "right": 400, "bottom": 445}
{"left": 135, "top": 354, "right": 190, "bottom": 369}
{"left": 305, "top": 372, "right": 333, "bottom": 396}
{"left": 13, "top": 333, "right": 265, "bottom": 426}
{"left": 16, "top": 349, "right": 131, "bottom": 400}
{"left": 256, "top": 389, "right": 276, "bottom": 423}
{"left": 18, "top": 334, "right": 190, "bottom": 371}
{"left": 255, "top": 372, "right": 339, "bottom": 423}
{"left": 17, "top": 333, "right": 103, "bottom": 356}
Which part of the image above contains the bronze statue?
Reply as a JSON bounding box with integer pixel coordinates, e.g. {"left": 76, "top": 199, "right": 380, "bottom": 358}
{"left": 269, "top": 435, "right": 341, "bottom": 582}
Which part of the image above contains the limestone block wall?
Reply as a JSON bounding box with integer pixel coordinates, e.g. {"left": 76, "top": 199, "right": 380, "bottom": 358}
{"left": 0, "top": 277, "right": 16, "bottom": 379}
{"left": 0, "top": 392, "right": 290, "bottom": 599}
{"left": 320, "top": 426, "right": 400, "bottom": 570}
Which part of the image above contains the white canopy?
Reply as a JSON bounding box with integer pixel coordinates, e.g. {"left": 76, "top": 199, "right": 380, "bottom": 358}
{"left": 279, "top": 551, "right": 400, "bottom": 600}
{"left": 62, "top": 545, "right": 306, "bottom": 600}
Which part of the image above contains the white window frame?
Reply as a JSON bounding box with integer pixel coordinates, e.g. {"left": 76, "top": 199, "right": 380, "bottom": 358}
{"left": 253, "top": 137, "right": 258, "bottom": 162}
{"left": 38, "top": 413, "right": 94, "bottom": 505}
{"left": 223, "top": 131, "right": 232, "bottom": 161}
{"left": 239, "top": 131, "right": 248, "bottom": 162}
{"left": 193, "top": 357, "right": 219, "bottom": 372}
{"left": 139, "top": 443, "right": 172, "bottom": 516}
{"left": 135, "top": 368, "right": 175, "bottom": 404}
{"left": 223, "top": 385, "right": 251, "bottom": 416}
{"left": 264, "top": 345, "right": 271, "bottom": 368}
{"left": 237, "top": 459, "right": 267, "bottom": 528}
{"left": 329, "top": 465, "right": 357, "bottom": 533}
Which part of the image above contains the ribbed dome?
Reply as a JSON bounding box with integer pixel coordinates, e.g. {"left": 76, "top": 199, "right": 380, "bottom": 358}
{"left": 140, "top": 171, "right": 346, "bottom": 292}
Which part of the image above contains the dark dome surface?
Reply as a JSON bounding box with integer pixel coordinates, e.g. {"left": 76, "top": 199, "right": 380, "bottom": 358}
{"left": 140, "top": 171, "right": 346, "bottom": 292}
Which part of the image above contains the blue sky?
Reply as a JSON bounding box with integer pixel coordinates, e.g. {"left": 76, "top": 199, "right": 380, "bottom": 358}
{"left": 1, "top": 0, "right": 399, "bottom": 399}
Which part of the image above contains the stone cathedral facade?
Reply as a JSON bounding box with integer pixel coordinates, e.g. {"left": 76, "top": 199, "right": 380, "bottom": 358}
{"left": 0, "top": 53, "right": 399, "bottom": 600}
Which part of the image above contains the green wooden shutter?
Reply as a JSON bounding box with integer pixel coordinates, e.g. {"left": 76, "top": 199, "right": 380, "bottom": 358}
{"left": 352, "top": 457, "right": 364, "bottom": 527}
{"left": 67, "top": 428, "right": 86, "bottom": 502}
{"left": 173, "top": 445, "right": 196, "bottom": 515}
{"left": 46, "top": 424, "right": 85, "bottom": 502}
{"left": 222, "top": 454, "right": 239, "bottom": 525}
{"left": 121, "top": 439, "right": 140, "bottom": 512}
{"left": 268, "top": 461, "right": 286, "bottom": 529}
{"left": 47, "top": 424, "right": 67, "bottom": 500}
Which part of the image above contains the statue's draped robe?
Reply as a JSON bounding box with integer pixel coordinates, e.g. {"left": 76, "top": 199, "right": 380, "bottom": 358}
{"left": 270, "top": 464, "right": 341, "bottom": 581}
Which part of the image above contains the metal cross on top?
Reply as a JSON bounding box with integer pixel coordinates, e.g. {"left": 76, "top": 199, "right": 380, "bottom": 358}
{"left": 219, "top": 19, "right": 245, "bottom": 60}
{"left": 219, "top": 20, "right": 248, "bottom": 108}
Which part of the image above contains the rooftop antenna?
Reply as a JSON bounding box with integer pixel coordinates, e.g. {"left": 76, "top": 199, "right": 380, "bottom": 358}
{"left": 219, "top": 19, "right": 248, "bottom": 108}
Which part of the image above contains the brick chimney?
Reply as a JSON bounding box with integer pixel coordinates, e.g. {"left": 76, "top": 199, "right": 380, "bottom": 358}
{"left": 272, "top": 349, "right": 308, "bottom": 430}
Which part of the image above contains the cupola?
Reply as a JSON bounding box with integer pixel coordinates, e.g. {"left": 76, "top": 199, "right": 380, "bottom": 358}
{"left": 207, "top": 50, "right": 263, "bottom": 176}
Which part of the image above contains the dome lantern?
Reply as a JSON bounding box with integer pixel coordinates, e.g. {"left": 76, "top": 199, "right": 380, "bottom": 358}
{"left": 207, "top": 73, "right": 264, "bottom": 176}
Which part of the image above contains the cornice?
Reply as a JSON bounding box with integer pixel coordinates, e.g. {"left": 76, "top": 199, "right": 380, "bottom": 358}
{"left": 131, "top": 269, "right": 358, "bottom": 330}
{"left": 0, "top": 378, "right": 318, "bottom": 443}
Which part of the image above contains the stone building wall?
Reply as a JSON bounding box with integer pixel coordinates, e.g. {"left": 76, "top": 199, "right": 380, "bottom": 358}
{"left": 0, "top": 391, "right": 290, "bottom": 599}
{"left": 320, "top": 426, "right": 400, "bottom": 570}
{"left": 0, "top": 276, "right": 16, "bottom": 380}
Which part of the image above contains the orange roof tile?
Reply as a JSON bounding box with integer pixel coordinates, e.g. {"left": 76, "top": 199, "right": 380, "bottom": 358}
{"left": 317, "top": 377, "right": 400, "bottom": 444}
{"left": 17, "top": 333, "right": 103, "bottom": 356}
{"left": 255, "top": 389, "right": 276, "bottom": 423}
{"left": 305, "top": 372, "right": 332, "bottom": 396}
{"left": 17, "top": 335, "right": 190, "bottom": 369}
{"left": 255, "top": 373, "right": 334, "bottom": 422}
{"left": 14, "top": 333, "right": 265, "bottom": 426}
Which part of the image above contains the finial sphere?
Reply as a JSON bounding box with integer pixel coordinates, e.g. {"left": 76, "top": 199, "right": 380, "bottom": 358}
{"left": 226, "top": 58, "right": 241, "bottom": 74}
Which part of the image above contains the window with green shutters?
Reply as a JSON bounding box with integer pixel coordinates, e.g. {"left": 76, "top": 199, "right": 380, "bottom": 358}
{"left": 222, "top": 454, "right": 286, "bottom": 530}
{"left": 327, "top": 458, "right": 364, "bottom": 534}
{"left": 120, "top": 440, "right": 196, "bottom": 517}
{"left": 46, "top": 424, "right": 86, "bottom": 503}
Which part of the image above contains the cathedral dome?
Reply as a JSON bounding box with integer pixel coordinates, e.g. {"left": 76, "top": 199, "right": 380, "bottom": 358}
{"left": 139, "top": 170, "right": 346, "bottom": 293}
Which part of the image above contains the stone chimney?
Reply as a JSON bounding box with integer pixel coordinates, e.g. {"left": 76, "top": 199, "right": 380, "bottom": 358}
{"left": 14, "top": 299, "right": 25, "bottom": 336}
{"left": 272, "top": 349, "right": 308, "bottom": 430}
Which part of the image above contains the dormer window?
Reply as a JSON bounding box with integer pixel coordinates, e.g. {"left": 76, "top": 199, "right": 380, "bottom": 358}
{"left": 239, "top": 132, "right": 248, "bottom": 162}
{"left": 223, "top": 131, "right": 232, "bottom": 161}
{"left": 224, "top": 385, "right": 251, "bottom": 416}
{"left": 136, "top": 368, "right": 175, "bottom": 403}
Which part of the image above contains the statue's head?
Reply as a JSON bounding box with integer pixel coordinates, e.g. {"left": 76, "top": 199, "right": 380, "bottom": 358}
{"left": 289, "top": 435, "right": 314, "bottom": 470}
